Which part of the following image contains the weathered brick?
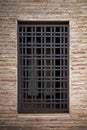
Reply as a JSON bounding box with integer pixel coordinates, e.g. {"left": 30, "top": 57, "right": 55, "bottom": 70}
{"left": 0, "top": 0, "right": 87, "bottom": 130}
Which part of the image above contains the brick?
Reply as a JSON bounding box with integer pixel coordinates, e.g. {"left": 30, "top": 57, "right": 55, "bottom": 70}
{"left": 0, "top": 0, "right": 87, "bottom": 130}
{"left": 65, "top": 0, "right": 77, "bottom": 2}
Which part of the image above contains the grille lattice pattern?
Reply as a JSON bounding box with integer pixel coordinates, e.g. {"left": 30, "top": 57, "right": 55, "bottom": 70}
{"left": 18, "top": 23, "right": 69, "bottom": 113}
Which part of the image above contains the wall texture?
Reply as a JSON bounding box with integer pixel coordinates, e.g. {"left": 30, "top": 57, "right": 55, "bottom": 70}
{"left": 0, "top": 0, "right": 87, "bottom": 129}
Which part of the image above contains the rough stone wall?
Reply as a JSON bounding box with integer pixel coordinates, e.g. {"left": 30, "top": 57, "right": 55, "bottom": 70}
{"left": 0, "top": 0, "right": 87, "bottom": 129}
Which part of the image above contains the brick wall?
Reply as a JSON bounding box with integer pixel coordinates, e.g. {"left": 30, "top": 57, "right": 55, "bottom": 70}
{"left": 0, "top": 0, "right": 87, "bottom": 129}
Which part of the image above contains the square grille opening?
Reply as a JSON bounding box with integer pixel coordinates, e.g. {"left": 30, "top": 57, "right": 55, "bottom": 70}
{"left": 18, "top": 22, "right": 69, "bottom": 113}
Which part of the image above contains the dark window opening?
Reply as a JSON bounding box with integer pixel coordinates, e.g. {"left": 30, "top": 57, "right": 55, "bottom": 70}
{"left": 18, "top": 22, "right": 69, "bottom": 113}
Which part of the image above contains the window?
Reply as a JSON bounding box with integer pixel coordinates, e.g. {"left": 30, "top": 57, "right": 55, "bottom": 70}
{"left": 18, "top": 22, "right": 69, "bottom": 113}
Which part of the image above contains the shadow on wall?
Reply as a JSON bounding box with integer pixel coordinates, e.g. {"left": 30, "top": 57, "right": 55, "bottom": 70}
{"left": 0, "top": 126, "right": 87, "bottom": 130}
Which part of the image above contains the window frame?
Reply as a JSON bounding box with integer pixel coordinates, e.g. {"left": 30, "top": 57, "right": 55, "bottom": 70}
{"left": 17, "top": 21, "right": 69, "bottom": 113}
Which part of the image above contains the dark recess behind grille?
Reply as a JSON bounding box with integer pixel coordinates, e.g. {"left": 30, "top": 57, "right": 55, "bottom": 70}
{"left": 18, "top": 22, "right": 69, "bottom": 113}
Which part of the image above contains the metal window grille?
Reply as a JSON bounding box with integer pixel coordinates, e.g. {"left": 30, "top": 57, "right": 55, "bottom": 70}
{"left": 18, "top": 22, "right": 69, "bottom": 113}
